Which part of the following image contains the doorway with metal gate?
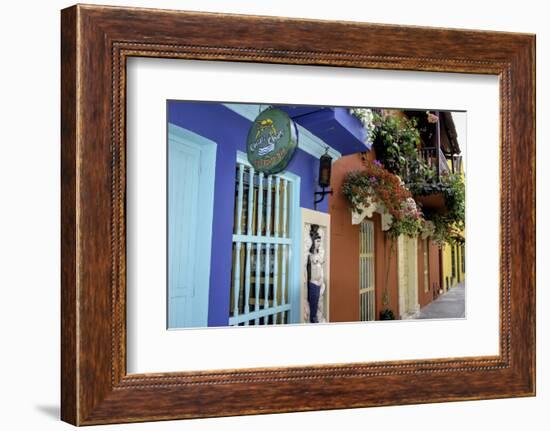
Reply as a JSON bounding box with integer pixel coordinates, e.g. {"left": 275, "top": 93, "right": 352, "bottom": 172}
{"left": 359, "top": 219, "right": 376, "bottom": 321}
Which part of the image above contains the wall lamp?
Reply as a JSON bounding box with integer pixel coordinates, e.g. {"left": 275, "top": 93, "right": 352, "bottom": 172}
{"left": 314, "top": 149, "right": 333, "bottom": 210}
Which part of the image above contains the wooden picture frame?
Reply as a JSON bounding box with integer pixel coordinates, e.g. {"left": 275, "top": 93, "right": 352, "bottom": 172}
{"left": 61, "top": 4, "right": 536, "bottom": 425}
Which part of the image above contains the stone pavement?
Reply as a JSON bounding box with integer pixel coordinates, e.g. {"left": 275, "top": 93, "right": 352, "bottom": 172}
{"left": 417, "top": 282, "right": 465, "bottom": 319}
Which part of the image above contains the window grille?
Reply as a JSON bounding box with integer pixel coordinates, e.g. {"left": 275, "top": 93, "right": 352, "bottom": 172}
{"left": 359, "top": 220, "right": 375, "bottom": 321}
{"left": 229, "top": 161, "right": 294, "bottom": 325}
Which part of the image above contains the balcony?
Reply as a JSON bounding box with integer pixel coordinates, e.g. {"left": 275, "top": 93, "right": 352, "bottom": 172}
{"left": 419, "top": 147, "right": 463, "bottom": 175}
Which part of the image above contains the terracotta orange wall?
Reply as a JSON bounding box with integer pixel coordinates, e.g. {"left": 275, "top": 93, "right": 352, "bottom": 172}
{"left": 328, "top": 152, "right": 400, "bottom": 322}
{"left": 328, "top": 153, "right": 363, "bottom": 322}
{"left": 429, "top": 243, "right": 442, "bottom": 296}
{"left": 363, "top": 150, "right": 399, "bottom": 319}
{"left": 417, "top": 240, "right": 443, "bottom": 308}
{"left": 373, "top": 218, "right": 399, "bottom": 319}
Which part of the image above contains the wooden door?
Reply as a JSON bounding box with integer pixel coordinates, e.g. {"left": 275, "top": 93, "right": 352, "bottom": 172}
{"left": 398, "top": 235, "right": 419, "bottom": 319}
{"left": 168, "top": 126, "right": 216, "bottom": 328}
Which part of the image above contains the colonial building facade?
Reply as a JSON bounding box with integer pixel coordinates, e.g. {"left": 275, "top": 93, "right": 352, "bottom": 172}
{"left": 167, "top": 101, "right": 465, "bottom": 328}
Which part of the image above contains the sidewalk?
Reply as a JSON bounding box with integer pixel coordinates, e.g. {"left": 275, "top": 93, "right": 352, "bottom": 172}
{"left": 417, "top": 283, "right": 465, "bottom": 319}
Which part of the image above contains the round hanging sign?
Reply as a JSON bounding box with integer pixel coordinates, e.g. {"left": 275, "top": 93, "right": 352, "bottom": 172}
{"left": 246, "top": 108, "right": 298, "bottom": 175}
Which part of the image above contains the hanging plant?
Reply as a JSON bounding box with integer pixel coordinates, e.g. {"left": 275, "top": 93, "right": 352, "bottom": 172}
{"left": 369, "top": 111, "right": 466, "bottom": 245}
{"left": 421, "top": 172, "right": 465, "bottom": 245}
{"left": 344, "top": 111, "right": 465, "bottom": 246}
{"left": 341, "top": 159, "right": 424, "bottom": 238}
{"left": 369, "top": 112, "right": 430, "bottom": 186}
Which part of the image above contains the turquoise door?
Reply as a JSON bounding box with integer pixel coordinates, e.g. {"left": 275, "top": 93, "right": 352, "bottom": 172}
{"left": 168, "top": 124, "right": 217, "bottom": 328}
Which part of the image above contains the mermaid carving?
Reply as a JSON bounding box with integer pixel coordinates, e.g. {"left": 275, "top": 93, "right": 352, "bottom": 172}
{"left": 306, "top": 224, "right": 325, "bottom": 323}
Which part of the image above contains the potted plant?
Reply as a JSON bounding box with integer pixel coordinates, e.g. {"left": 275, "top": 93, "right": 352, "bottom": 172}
{"left": 414, "top": 193, "right": 447, "bottom": 213}
{"left": 341, "top": 159, "right": 424, "bottom": 238}
{"left": 368, "top": 111, "right": 462, "bottom": 217}
{"left": 379, "top": 309, "right": 395, "bottom": 320}
{"left": 343, "top": 112, "right": 465, "bottom": 248}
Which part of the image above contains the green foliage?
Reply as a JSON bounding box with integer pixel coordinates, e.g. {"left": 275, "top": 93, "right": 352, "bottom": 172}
{"left": 348, "top": 108, "right": 375, "bottom": 135}
{"left": 361, "top": 112, "right": 466, "bottom": 245}
{"left": 392, "top": 212, "right": 424, "bottom": 239}
{"left": 341, "top": 160, "right": 424, "bottom": 238}
{"left": 426, "top": 173, "right": 466, "bottom": 245}
{"left": 371, "top": 113, "right": 429, "bottom": 186}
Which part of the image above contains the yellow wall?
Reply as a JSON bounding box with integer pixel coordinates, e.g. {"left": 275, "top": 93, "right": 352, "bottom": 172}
{"left": 442, "top": 243, "right": 465, "bottom": 290}
{"left": 442, "top": 158, "right": 465, "bottom": 290}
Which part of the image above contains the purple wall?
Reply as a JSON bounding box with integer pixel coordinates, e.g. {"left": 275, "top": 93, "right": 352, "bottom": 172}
{"left": 280, "top": 106, "right": 371, "bottom": 153}
{"left": 168, "top": 101, "right": 327, "bottom": 326}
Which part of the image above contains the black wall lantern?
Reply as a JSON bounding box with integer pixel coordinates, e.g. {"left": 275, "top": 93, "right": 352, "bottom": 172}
{"left": 314, "top": 148, "right": 333, "bottom": 209}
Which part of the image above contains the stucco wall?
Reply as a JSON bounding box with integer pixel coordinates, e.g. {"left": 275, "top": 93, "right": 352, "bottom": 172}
{"left": 328, "top": 153, "right": 362, "bottom": 321}
{"left": 328, "top": 152, "right": 400, "bottom": 322}
{"left": 168, "top": 101, "right": 327, "bottom": 325}
{"left": 417, "top": 240, "right": 443, "bottom": 307}
{"left": 417, "top": 239, "right": 431, "bottom": 308}
{"left": 374, "top": 217, "right": 400, "bottom": 319}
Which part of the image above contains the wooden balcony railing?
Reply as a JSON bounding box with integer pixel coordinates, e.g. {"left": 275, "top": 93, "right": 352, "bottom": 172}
{"left": 419, "top": 147, "right": 462, "bottom": 175}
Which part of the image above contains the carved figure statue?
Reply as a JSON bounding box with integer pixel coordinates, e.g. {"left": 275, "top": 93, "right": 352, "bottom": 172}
{"left": 306, "top": 224, "right": 325, "bottom": 323}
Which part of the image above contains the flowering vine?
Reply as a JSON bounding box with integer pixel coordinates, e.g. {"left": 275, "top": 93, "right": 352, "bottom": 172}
{"left": 349, "top": 108, "right": 376, "bottom": 136}
{"left": 342, "top": 159, "right": 424, "bottom": 238}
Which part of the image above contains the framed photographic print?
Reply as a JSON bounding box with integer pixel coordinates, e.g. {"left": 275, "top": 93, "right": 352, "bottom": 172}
{"left": 61, "top": 4, "right": 535, "bottom": 425}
